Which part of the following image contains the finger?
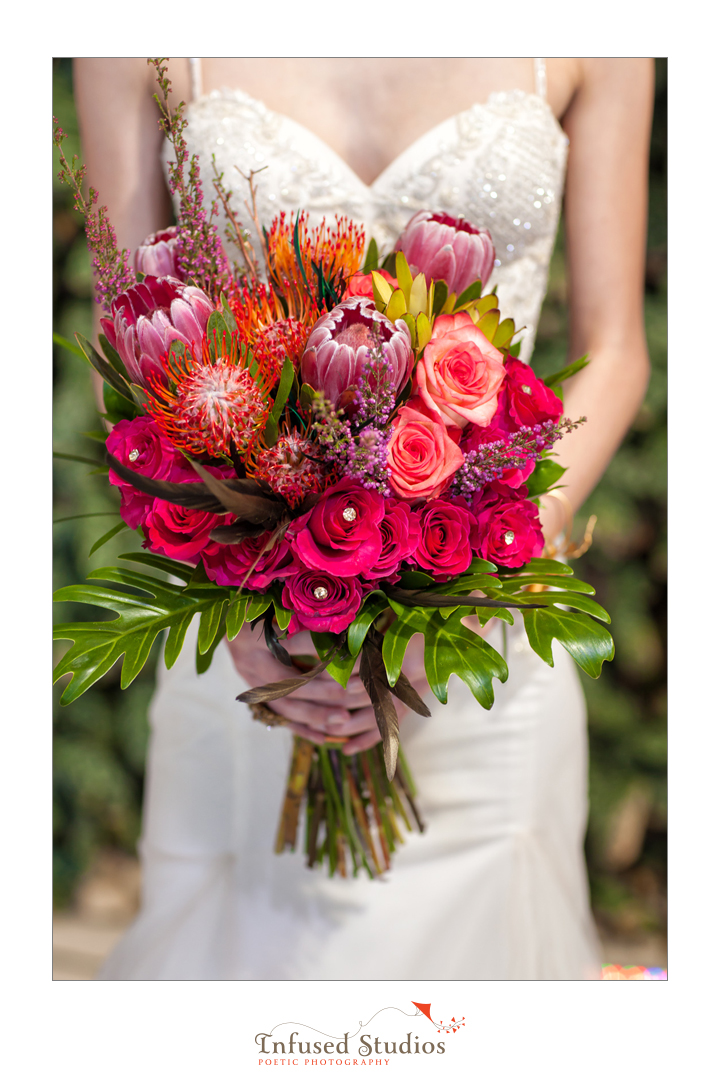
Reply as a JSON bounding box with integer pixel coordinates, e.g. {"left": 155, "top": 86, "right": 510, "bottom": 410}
{"left": 270, "top": 698, "right": 352, "bottom": 728}
{"left": 342, "top": 728, "right": 382, "bottom": 754}
{"left": 324, "top": 707, "right": 379, "bottom": 737}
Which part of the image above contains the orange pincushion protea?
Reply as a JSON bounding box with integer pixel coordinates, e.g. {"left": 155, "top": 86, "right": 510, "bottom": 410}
{"left": 229, "top": 281, "right": 312, "bottom": 369}
{"left": 146, "top": 330, "right": 276, "bottom": 460}
{"left": 266, "top": 212, "right": 366, "bottom": 317}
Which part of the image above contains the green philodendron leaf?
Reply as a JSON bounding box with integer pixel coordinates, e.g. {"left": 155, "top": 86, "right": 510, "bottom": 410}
{"left": 118, "top": 551, "right": 195, "bottom": 583}
{"left": 382, "top": 604, "right": 432, "bottom": 686}
{"left": 498, "top": 575, "right": 595, "bottom": 595}
{"left": 397, "top": 570, "right": 436, "bottom": 589}
{"left": 53, "top": 568, "right": 232, "bottom": 703}
{"left": 197, "top": 598, "right": 229, "bottom": 654}
{"left": 246, "top": 593, "right": 273, "bottom": 622}
{"left": 500, "top": 557, "right": 573, "bottom": 578}
{"left": 423, "top": 610, "right": 508, "bottom": 708}
{"left": 196, "top": 609, "right": 228, "bottom": 674}
{"left": 310, "top": 632, "right": 355, "bottom": 688}
{"left": 521, "top": 592, "right": 611, "bottom": 623}
{"left": 347, "top": 593, "right": 389, "bottom": 656}
{"left": 521, "top": 607, "right": 614, "bottom": 678}
{"left": 226, "top": 594, "right": 249, "bottom": 640}
{"left": 525, "top": 460, "right": 567, "bottom": 498}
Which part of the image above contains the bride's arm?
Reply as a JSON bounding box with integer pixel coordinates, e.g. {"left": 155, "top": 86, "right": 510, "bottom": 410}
{"left": 539, "top": 58, "right": 655, "bottom": 541}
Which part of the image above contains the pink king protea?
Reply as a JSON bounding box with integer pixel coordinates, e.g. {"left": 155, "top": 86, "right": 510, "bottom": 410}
{"left": 300, "top": 296, "right": 413, "bottom": 409}
{"left": 395, "top": 211, "right": 496, "bottom": 296}
{"left": 100, "top": 275, "right": 214, "bottom": 389}
{"left": 134, "top": 227, "right": 181, "bottom": 279}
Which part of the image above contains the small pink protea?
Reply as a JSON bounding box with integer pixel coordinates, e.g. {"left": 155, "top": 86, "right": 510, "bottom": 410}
{"left": 100, "top": 276, "right": 215, "bottom": 389}
{"left": 395, "top": 211, "right": 495, "bottom": 296}
{"left": 300, "top": 296, "right": 413, "bottom": 408}
{"left": 134, "top": 227, "right": 181, "bottom": 279}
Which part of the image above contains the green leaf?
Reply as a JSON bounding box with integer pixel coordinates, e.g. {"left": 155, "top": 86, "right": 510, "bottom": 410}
{"left": 431, "top": 280, "right": 448, "bottom": 315}
{"left": 525, "top": 460, "right": 567, "bottom": 498}
{"left": 542, "top": 353, "right": 589, "bottom": 388}
{"left": 88, "top": 520, "right": 128, "bottom": 556}
{"left": 362, "top": 237, "right": 380, "bottom": 274}
{"left": 54, "top": 511, "right": 120, "bottom": 524}
{"left": 508, "top": 339, "right": 523, "bottom": 357}
{"left": 197, "top": 598, "right": 229, "bottom": 654}
{"left": 423, "top": 610, "right": 508, "bottom": 708}
{"left": 521, "top": 607, "right": 614, "bottom": 677}
{"left": 53, "top": 567, "right": 231, "bottom": 703}
{"left": 263, "top": 414, "right": 279, "bottom": 447}
{"left": 103, "top": 381, "right": 139, "bottom": 423}
{"left": 499, "top": 557, "right": 573, "bottom": 578}
{"left": 347, "top": 593, "right": 389, "bottom": 656}
{"left": 206, "top": 310, "right": 233, "bottom": 359}
{"left": 76, "top": 333, "right": 136, "bottom": 404}
{"left": 53, "top": 450, "right": 105, "bottom": 468}
{"left": 273, "top": 596, "right": 292, "bottom": 631}
{"left": 499, "top": 574, "right": 595, "bottom": 595}
{"left": 493, "top": 318, "right": 516, "bottom": 350}
{"left": 455, "top": 279, "right": 484, "bottom": 307}
{"left": 98, "top": 333, "right": 131, "bottom": 380}
{"left": 299, "top": 382, "right": 318, "bottom": 412}
{"left": 521, "top": 592, "right": 611, "bottom": 622}
{"left": 53, "top": 332, "right": 86, "bottom": 360}
{"left": 395, "top": 251, "right": 414, "bottom": 304}
{"left": 269, "top": 356, "right": 295, "bottom": 425}
{"left": 221, "top": 293, "right": 239, "bottom": 332}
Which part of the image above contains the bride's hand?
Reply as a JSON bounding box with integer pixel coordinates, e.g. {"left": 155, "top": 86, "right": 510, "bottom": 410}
{"left": 226, "top": 623, "right": 370, "bottom": 738}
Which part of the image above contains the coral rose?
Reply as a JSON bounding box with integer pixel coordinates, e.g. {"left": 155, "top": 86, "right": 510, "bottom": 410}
{"left": 345, "top": 268, "right": 398, "bottom": 299}
{"left": 416, "top": 311, "right": 506, "bottom": 430}
{"left": 386, "top": 404, "right": 464, "bottom": 503}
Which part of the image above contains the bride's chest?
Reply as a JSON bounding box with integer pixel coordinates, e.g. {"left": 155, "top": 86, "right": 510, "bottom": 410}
{"left": 180, "top": 86, "right": 568, "bottom": 267}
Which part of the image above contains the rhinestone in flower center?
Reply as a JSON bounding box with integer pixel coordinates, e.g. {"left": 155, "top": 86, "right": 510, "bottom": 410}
{"left": 128, "top": 448, "right": 140, "bottom": 462}
{"left": 342, "top": 506, "right": 357, "bottom": 522}
{"left": 313, "top": 586, "right": 329, "bottom": 601}
{"left": 521, "top": 384, "right": 532, "bottom": 395}
{"left": 504, "top": 530, "right": 515, "bottom": 545}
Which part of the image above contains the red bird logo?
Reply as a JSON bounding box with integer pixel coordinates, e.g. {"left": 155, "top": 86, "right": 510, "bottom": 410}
{"left": 411, "top": 1002, "right": 466, "bottom": 1034}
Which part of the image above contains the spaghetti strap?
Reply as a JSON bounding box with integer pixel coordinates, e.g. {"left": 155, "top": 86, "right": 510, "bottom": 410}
{"left": 189, "top": 57, "right": 203, "bottom": 102}
{"left": 534, "top": 57, "right": 547, "bottom": 100}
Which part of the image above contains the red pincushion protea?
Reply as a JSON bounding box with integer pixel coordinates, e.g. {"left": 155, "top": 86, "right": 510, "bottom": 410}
{"left": 145, "top": 330, "right": 276, "bottom": 460}
{"left": 252, "top": 432, "right": 329, "bottom": 508}
{"left": 100, "top": 275, "right": 214, "bottom": 389}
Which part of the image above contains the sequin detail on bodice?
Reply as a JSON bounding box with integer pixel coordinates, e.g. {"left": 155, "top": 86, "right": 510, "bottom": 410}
{"left": 171, "top": 88, "right": 568, "bottom": 362}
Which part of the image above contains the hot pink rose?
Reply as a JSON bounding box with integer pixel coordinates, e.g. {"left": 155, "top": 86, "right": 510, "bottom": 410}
{"left": 202, "top": 534, "right": 297, "bottom": 591}
{"left": 106, "top": 416, "right": 184, "bottom": 528}
{"left": 474, "top": 496, "right": 544, "bottom": 569}
{"left": 143, "top": 500, "right": 223, "bottom": 562}
{"left": 292, "top": 477, "right": 386, "bottom": 576}
{"left": 415, "top": 499, "right": 478, "bottom": 580}
{"left": 282, "top": 568, "right": 366, "bottom": 635}
{"left": 362, "top": 499, "right": 422, "bottom": 581}
{"left": 345, "top": 268, "right": 398, "bottom": 299}
{"left": 503, "top": 357, "right": 563, "bottom": 428}
{"left": 386, "top": 404, "right": 464, "bottom": 503}
{"left": 416, "top": 311, "right": 505, "bottom": 430}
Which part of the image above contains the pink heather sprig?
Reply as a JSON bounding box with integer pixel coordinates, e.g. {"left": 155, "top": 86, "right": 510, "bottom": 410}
{"left": 352, "top": 338, "right": 397, "bottom": 429}
{"left": 452, "top": 416, "right": 586, "bottom": 498}
{"left": 53, "top": 118, "right": 135, "bottom": 313}
{"left": 149, "top": 59, "right": 232, "bottom": 300}
{"left": 311, "top": 394, "right": 391, "bottom": 495}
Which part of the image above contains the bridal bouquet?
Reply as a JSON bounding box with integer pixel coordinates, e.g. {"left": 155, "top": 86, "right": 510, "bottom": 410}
{"left": 53, "top": 60, "right": 613, "bottom": 880}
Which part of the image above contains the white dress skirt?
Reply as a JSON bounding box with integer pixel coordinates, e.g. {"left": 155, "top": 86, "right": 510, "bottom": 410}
{"left": 98, "top": 58, "right": 602, "bottom": 979}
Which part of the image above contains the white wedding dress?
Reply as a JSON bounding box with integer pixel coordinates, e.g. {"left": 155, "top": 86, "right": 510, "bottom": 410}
{"left": 99, "top": 58, "right": 601, "bottom": 980}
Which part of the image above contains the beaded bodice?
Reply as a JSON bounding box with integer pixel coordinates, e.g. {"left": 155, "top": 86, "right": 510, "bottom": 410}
{"left": 172, "top": 79, "right": 568, "bottom": 362}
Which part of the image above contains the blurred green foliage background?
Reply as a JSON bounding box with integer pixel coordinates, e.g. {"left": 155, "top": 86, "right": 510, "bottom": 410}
{"left": 52, "top": 59, "right": 667, "bottom": 942}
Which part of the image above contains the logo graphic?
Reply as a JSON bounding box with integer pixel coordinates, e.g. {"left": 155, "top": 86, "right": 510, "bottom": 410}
{"left": 412, "top": 1001, "right": 466, "bottom": 1034}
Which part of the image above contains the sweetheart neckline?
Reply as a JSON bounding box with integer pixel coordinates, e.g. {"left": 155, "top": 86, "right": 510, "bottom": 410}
{"left": 187, "top": 86, "right": 567, "bottom": 193}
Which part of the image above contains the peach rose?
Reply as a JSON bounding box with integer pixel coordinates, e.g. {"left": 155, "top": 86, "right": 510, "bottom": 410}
{"left": 386, "top": 403, "right": 464, "bottom": 503}
{"left": 416, "top": 311, "right": 506, "bottom": 429}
